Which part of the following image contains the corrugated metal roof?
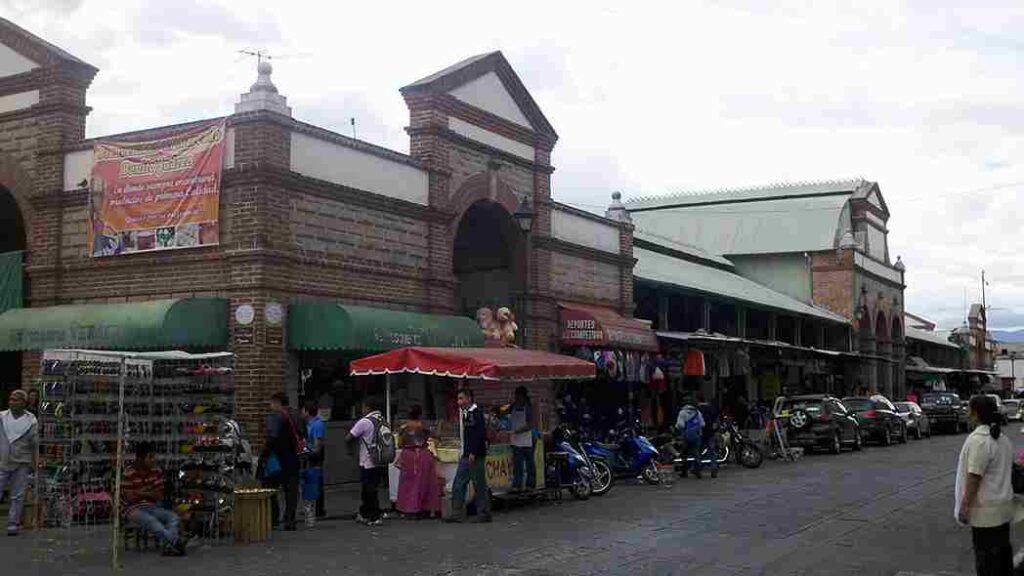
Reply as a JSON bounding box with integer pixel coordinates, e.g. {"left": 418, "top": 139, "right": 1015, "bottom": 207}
{"left": 629, "top": 194, "right": 850, "bottom": 256}
{"left": 906, "top": 327, "right": 960, "bottom": 350}
{"left": 633, "top": 247, "right": 848, "bottom": 324}
{"left": 627, "top": 179, "right": 869, "bottom": 209}
{"left": 632, "top": 227, "right": 735, "bottom": 268}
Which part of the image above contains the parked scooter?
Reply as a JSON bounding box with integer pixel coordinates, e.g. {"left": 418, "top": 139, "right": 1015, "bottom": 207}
{"left": 558, "top": 424, "right": 613, "bottom": 496}
{"left": 547, "top": 424, "right": 595, "bottom": 499}
{"left": 582, "top": 423, "right": 661, "bottom": 485}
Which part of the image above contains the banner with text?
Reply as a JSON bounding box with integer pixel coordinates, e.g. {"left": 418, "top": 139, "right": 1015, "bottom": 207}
{"left": 89, "top": 120, "right": 226, "bottom": 257}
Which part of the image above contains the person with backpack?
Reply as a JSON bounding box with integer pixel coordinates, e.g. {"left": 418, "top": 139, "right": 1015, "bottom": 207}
{"left": 447, "top": 388, "right": 491, "bottom": 523}
{"left": 676, "top": 397, "right": 705, "bottom": 479}
{"left": 698, "top": 395, "right": 721, "bottom": 479}
{"left": 262, "top": 392, "right": 304, "bottom": 531}
{"left": 347, "top": 397, "right": 394, "bottom": 526}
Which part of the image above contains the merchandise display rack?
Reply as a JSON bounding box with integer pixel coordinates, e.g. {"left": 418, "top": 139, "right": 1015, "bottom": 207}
{"left": 35, "top": 349, "right": 249, "bottom": 549}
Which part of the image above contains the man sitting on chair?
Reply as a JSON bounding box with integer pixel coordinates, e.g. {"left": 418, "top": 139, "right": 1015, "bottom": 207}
{"left": 123, "top": 442, "right": 186, "bottom": 556}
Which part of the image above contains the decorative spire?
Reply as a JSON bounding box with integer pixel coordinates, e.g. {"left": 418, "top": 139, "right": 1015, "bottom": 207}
{"left": 894, "top": 255, "right": 905, "bottom": 271}
{"left": 605, "top": 191, "right": 631, "bottom": 223}
{"left": 838, "top": 228, "right": 858, "bottom": 251}
{"left": 235, "top": 60, "right": 291, "bottom": 116}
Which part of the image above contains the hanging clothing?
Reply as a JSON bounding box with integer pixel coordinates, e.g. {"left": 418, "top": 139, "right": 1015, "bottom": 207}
{"left": 683, "top": 350, "right": 706, "bottom": 377}
{"left": 718, "top": 354, "right": 732, "bottom": 378}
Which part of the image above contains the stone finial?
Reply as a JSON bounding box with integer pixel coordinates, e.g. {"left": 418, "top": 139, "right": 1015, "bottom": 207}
{"left": 894, "top": 255, "right": 905, "bottom": 271}
{"left": 235, "top": 60, "right": 292, "bottom": 116}
{"left": 606, "top": 191, "right": 631, "bottom": 223}
{"left": 838, "top": 229, "right": 858, "bottom": 251}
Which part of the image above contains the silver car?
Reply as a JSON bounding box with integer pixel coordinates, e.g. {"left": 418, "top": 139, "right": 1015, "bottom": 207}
{"left": 1002, "top": 399, "right": 1021, "bottom": 421}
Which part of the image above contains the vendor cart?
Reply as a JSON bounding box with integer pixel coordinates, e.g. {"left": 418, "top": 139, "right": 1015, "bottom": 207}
{"left": 349, "top": 346, "right": 596, "bottom": 506}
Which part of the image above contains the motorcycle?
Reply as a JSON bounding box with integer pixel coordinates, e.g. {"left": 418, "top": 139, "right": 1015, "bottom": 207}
{"left": 582, "top": 423, "right": 661, "bottom": 486}
{"left": 652, "top": 417, "right": 763, "bottom": 472}
{"left": 547, "top": 424, "right": 595, "bottom": 499}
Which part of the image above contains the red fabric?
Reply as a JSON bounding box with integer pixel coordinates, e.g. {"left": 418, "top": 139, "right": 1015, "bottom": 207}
{"left": 350, "top": 347, "right": 596, "bottom": 381}
{"left": 395, "top": 446, "right": 442, "bottom": 515}
{"left": 683, "top": 350, "right": 705, "bottom": 377}
{"left": 559, "top": 304, "right": 659, "bottom": 352}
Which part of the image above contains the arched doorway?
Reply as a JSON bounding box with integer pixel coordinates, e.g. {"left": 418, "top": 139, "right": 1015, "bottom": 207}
{"left": 875, "top": 310, "right": 890, "bottom": 396}
{"left": 452, "top": 200, "right": 525, "bottom": 321}
{"left": 891, "top": 315, "right": 904, "bottom": 399}
{"left": 0, "top": 185, "right": 26, "bottom": 402}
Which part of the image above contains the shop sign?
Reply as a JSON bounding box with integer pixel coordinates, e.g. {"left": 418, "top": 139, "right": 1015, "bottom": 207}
{"left": 89, "top": 120, "right": 227, "bottom": 257}
{"left": 8, "top": 322, "right": 123, "bottom": 349}
{"left": 234, "top": 327, "right": 253, "bottom": 345}
{"left": 485, "top": 444, "right": 513, "bottom": 489}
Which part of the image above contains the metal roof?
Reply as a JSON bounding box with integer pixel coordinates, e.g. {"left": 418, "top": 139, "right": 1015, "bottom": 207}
{"left": 632, "top": 227, "right": 735, "bottom": 268}
{"left": 906, "top": 327, "right": 961, "bottom": 350}
{"left": 633, "top": 247, "right": 849, "bottom": 324}
{"left": 627, "top": 179, "right": 869, "bottom": 209}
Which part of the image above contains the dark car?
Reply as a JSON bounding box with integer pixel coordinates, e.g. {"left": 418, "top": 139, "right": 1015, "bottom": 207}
{"left": 894, "top": 401, "right": 931, "bottom": 439}
{"left": 920, "top": 392, "right": 968, "bottom": 433}
{"left": 781, "top": 395, "right": 862, "bottom": 454}
{"left": 842, "top": 395, "right": 907, "bottom": 445}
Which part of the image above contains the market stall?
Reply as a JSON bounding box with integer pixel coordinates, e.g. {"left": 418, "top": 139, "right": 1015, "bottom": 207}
{"left": 349, "top": 346, "right": 596, "bottom": 503}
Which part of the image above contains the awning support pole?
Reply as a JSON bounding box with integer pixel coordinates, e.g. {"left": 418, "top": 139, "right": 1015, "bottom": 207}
{"left": 112, "top": 357, "right": 127, "bottom": 571}
{"left": 385, "top": 373, "right": 391, "bottom": 423}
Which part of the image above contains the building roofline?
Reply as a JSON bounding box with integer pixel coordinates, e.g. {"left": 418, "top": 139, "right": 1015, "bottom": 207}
{"left": 627, "top": 178, "right": 870, "bottom": 211}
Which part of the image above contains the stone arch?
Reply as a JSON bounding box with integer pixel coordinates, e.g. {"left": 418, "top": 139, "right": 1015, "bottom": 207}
{"left": 0, "top": 151, "right": 34, "bottom": 242}
{"left": 891, "top": 314, "right": 903, "bottom": 342}
{"left": 448, "top": 171, "right": 521, "bottom": 232}
{"left": 874, "top": 308, "right": 889, "bottom": 342}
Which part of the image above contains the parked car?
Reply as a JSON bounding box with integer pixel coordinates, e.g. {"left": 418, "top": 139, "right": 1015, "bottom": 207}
{"left": 780, "top": 394, "right": 862, "bottom": 454}
{"left": 894, "top": 401, "right": 931, "bottom": 439}
{"left": 842, "top": 395, "right": 907, "bottom": 445}
{"left": 920, "top": 392, "right": 968, "bottom": 433}
{"left": 1002, "top": 399, "right": 1022, "bottom": 421}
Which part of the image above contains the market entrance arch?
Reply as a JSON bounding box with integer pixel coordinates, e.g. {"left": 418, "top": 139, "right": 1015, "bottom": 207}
{"left": 0, "top": 185, "right": 26, "bottom": 401}
{"left": 452, "top": 199, "right": 525, "bottom": 319}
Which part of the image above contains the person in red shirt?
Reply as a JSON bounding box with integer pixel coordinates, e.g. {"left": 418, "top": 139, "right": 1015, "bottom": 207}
{"left": 123, "top": 442, "right": 185, "bottom": 556}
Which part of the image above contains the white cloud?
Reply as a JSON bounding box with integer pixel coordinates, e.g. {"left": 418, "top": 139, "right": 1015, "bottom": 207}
{"left": 6, "top": 0, "right": 1023, "bottom": 329}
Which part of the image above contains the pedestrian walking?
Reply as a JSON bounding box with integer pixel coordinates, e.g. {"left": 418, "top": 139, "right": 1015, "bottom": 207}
{"left": 301, "top": 400, "right": 325, "bottom": 528}
{"left": 507, "top": 386, "right": 537, "bottom": 492}
{"left": 395, "top": 405, "right": 442, "bottom": 518}
{"left": 955, "top": 394, "right": 1014, "bottom": 576}
{"left": 122, "top": 442, "right": 187, "bottom": 556}
{"left": 447, "top": 388, "right": 491, "bottom": 523}
{"left": 262, "top": 392, "right": 302, "bottom": 531}
{"left": 347, "top": 397, "right": 392, "bottom": 526}
{"left": 676, "top": 397, "right": 704, "bottom": 479}
{"left": 0, "top": 389, "right": 37, "bottom": 536}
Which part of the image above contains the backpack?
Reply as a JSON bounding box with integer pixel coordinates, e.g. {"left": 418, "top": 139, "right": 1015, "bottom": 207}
{"left": 363, "top": 412, "right": 396, "bottom": 467}
{"left": 676, "top": 406, "right": 704, "bottom": 444}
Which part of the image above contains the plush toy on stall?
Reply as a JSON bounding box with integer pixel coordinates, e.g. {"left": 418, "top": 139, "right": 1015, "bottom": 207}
{"left": 495, "top": 307, "right": 519, "bottom": 347}
{"left": 476, "top": 307, "right": 502, "bottom": 343}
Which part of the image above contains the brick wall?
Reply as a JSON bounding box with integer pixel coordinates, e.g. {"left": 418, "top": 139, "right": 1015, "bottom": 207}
{"left": 811, "top": 250, "right": 855, "bottom": 322}
{"left": 550, "top": 252, "right": 621, "bottom": 304}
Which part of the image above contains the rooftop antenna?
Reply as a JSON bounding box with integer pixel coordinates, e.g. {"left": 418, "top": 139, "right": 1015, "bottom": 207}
{"left": 236, "top": 49, "right": 312, "bottom": 65}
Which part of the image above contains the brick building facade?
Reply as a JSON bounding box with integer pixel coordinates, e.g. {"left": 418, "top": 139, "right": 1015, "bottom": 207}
{"left": 0, "top": 21, "right": 639, "bottom": 441}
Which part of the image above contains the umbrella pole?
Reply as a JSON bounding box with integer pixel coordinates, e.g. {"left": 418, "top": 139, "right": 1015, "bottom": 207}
{"left": 386, "top": 374, "right": 391, "bottom": 423}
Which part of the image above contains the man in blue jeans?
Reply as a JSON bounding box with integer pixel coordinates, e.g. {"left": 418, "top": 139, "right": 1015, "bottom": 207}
{"left": 447, "top": 388, "right": 491, "bottom": 523}
{"left": 123, "top": 442, "right": 185, "bottom": 556}
{"left": 507, "top": 386, "right": 536, "bottom": 492}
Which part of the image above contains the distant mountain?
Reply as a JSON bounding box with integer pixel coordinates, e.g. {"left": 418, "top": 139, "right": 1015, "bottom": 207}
{"left": 992, "top": 330, "right": 1024, "bottom": 343}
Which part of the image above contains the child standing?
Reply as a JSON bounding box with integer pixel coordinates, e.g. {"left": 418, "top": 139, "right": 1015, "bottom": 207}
{"left": 302, "top": 400, "right": 326, "bottom": 528}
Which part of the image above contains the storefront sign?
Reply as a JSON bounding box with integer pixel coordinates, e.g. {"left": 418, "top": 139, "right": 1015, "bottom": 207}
{"left": 485, "top": 444, "right": 513, "bottom": 489}
{"left": 89, "top": 120, "right": 226, "bottom": 257}
{"left": 560, "top": 305, "right": 659, "bottom": 352}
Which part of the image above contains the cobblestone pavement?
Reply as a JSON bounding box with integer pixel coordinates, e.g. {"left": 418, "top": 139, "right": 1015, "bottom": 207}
{"left": 6, "top": 431, "right": 1016, "bottom": 576}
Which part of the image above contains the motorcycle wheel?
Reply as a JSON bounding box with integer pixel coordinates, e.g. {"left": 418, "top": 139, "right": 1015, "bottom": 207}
{"left": 590, "top": 459, "right": 614, "bottom": 495}
{"left": 569, "top": 475, "right": 592, "bottom": 500}
{"left": 641, "top": 461, "right": 660, "bottom": 485}
{"left": 737, "top": 441, "right": 763, "bottom": 469}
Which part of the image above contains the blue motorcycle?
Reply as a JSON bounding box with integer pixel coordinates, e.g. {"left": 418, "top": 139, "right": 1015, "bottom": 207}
{"left": 582, "top": 424, "right": 661, "bottom": 487}
{"left": 546, "top": 424, "right": 595, "bottom": 500}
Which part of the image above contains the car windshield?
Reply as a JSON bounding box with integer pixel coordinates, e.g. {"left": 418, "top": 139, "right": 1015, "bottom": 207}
{"left": 783, "top": 400, "right": 823, "bottom": 414}
{"left": 844, "top": 399, "right": 874, "bottom": 411}
{"left": 922, "top": 394, "right": 955, "bottom": 405}
{"left": 895, "top": 403, "right": 912, "bottom": 413}
{"left": 1005, "top": 401, "right": 1019, "bottom": 408}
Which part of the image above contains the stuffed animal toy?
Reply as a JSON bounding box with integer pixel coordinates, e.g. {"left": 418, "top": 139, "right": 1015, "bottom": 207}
{"left": 495, "top": 307, "right": 518, "bottom": 347}
{"left": 476, "top": 307, "right": 501, "bottom": 342}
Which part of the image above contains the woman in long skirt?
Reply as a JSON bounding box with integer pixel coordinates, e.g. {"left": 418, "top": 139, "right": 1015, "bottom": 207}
{"left": 396, "top": 405, "right": 442, "bottom": 518}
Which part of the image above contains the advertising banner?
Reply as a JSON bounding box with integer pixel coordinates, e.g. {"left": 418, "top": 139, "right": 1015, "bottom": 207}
{"left": 88, "top": 120, "right": 226, "bottom": 257}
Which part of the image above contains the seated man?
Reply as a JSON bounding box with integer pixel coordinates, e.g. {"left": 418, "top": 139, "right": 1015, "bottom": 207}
{"left": 123, "top": 442, "right": 185, "bottom": 556}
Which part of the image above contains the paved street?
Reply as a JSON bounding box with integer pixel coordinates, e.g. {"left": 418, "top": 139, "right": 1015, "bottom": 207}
{"left": 8, "top": 431, "right": 1013, "bottom": 576}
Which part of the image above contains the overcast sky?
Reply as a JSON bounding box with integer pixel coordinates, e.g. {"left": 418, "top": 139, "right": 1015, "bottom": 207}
{"left": 5, "top": 1, "right": 1022, "bottom": 330}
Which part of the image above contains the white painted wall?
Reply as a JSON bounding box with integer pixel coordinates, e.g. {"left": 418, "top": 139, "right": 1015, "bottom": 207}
{"left": 0, "top": 90, "right": 38, "bottom": 114}
{"left": 449, "top": 72, "right": 532, "bottom": 128}
{"left": 0, "top": 44, "right": 38, "bottom": 77}
{"left": 447, "top": 117, "right": 535, "bottom": 163}
{"left": 63, "top": 127, "right": 237, "bottom": 190}
{"left": 551, "top": 208, "right": 620, "bottom": 254}
{"left": 290, "top": 132, "right": 429, "bottom": 206}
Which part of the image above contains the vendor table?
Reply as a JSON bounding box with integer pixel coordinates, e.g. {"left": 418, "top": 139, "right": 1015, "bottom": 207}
{"left": 233, "top": 489, "right": 275, "bottom": 543}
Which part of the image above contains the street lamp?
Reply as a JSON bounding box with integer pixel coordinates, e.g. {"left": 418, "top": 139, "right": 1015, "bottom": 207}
{"left": 513, "top": 195, "right": 535, "bottom": 233}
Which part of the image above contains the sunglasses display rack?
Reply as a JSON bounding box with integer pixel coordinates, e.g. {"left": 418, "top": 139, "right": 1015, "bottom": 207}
{"left": 35, "top": 350, "right": 246, "bottom": 542}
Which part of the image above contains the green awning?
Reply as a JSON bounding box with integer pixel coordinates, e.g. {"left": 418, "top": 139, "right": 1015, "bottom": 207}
{"left": 0, "top": 298, "right": 228, "bottom": 351}
{"left": 288, "top": 303, "right": 484, "bottom": 351}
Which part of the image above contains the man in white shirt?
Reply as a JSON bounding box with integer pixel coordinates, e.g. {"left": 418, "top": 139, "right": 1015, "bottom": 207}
{"left": 955, "top": 394, "right": 1014, "bottom": 575}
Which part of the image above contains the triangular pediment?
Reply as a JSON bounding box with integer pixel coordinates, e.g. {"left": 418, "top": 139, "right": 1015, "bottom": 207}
{"left": 0, "top": 43, "right": 38, "bottom": 77}
{"left": 449, "top": 71, "right": 533, "bottom": 129}
{"left": 401, "top": 51, "right": 557, "bottom": 139}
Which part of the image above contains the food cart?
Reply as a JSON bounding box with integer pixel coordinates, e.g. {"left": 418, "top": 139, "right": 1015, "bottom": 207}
{"left": 349, "top": 346, "right": 596, "bottom": 502}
